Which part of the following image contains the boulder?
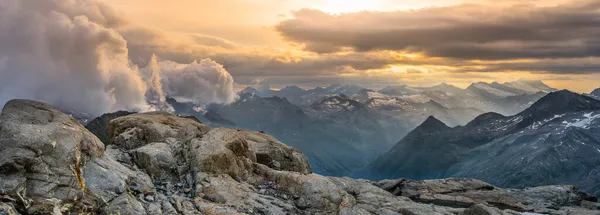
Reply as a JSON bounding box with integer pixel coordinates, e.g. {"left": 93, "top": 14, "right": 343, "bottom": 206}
{"left": 187, "top": 137, "right": 254, "bottom": 180}
{"left": 460, "top": 204, "right": 505, "bottom": 215}
{"left": 374, "top": 178, "right": 495, "bottom": 198}
{"left": 108, "top": 112, "right": 210, "bottom": 149}
{"left": 195, "top": 174, "right": 295, "bottom": 214}
{"left": 83, "top": 156, "right": 155, "bottom": 199}
{"left": 0, "top": 100, "right": 104, "bottom": 213}
{"left": 237, "top": 129, "right": 312, "bottom": 174}
{"left": 132, "top": 142, "right": 177, "bottom": 180}
{"left": 102, "top": 194, "right": 145, "bottom": 215}
{"left": 374, "top": 178, "right": 600, "bottom": 214}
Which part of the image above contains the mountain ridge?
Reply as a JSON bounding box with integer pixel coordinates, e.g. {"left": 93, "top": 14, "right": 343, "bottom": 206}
{"left": 366, "top": 90, "right": 600, "bottom": 196}
{"left": 1, "top": 99, "right": 598, "bottom": 214}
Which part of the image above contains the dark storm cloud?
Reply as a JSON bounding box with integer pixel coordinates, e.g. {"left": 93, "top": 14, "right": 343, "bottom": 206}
{"left": 120, "top": 27, "right": 404, "bottom": 77}
{"left": 468, "top": 58, "right": 600, "bottom": 74}
{"left": 276, "top": 1, "right": 600, "bottom": 60}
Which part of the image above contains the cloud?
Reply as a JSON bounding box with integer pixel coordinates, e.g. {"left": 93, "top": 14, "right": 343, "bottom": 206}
{"left": 462, "top": 57, "right": 600, "bottom": 74}
{"left": 141, "top": 54, "right": 172, "bottom": 111}
{"left": 13, "top": 0, "right": 127, "bottom": 27}
{"left": 275, "top": 1, "right": 600, "bottom": 60}
{"left": 189, "top": 34, "right": 238, "bottom": 49}
{"left": 120, "top": 26, "right": 410, "bottom": 78}
{"left": 150, "top": 59, "right": 236, "bottom": 104}
{"left": 0, "top": 0, "right": 237, "bottom": 115}
{"left": 0, "top": 0, "right": 149, "bottom": 115}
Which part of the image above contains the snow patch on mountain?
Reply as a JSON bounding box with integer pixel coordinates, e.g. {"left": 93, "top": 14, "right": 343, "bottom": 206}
{"left": 398, "top": 94, "right": 432, "bottom": 103}
{"left": 562, "top": 112, "right": 600, "bottom": 129}
{"left": 528, "top": 114, "right": 565, "bottom": 130}
{"left": 366, "top": 98, "right": 414, "bottom": 110}
{"left": 366, "top": 91, "right": 387, "bottom": 99}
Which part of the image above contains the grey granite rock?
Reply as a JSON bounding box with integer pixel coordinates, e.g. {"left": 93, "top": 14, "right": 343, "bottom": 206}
{"left": 0, "top": 99, "right": 598, "bottom": 215}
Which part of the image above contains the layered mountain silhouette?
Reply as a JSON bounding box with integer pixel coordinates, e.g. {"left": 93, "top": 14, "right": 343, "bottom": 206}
{"left": 366, "top": 90, "right": 600, "bottom": 196}
{"left": 3, "top": 99, "right": 599, "bottom": 214}
{"left": 165, "top": 93, "right": 397, "bottom": 176}
{"left": 82, "top": 81, "right": 556, "bottom": 178}
{"left": 152, "top": 81, "right": 555, "bottom": 176}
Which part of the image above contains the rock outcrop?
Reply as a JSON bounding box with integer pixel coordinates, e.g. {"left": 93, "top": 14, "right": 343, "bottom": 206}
{"left": 0, "top": 99, "right": 598, "bottom": 215}
{"left": 85, "top": 111, "right": 135, "bottom": 144}
{"left": 375, "top": 178, "right": 599, "bottom": 214}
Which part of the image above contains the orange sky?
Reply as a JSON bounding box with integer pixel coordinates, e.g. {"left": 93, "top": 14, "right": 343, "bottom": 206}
{"left": 101, "top": 0, "right": 600, "bottom": 93}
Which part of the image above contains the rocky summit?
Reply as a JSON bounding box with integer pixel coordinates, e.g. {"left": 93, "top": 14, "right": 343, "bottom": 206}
{"left": 0, "top": 99, "right": 599, "bottom": 215}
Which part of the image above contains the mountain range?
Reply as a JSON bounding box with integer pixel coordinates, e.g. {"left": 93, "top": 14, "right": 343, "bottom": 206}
{"left": 166, "top": 93, "right": 408, "bottom": 176}
{"left": 2, "top": 99, "right": 599, "bottom": 214}
{"left": 366, "top": 90, "right": 600, "bottom": 196}
{"left": 71, "top": 79, "right": 558, "bottom": 178}
{"left": 67, "top": 79, "right": 600, "bottom": 198}
{"left": 153, "top": 80, "right": 555, "bottom": 176}
{"left": 250, "top": 79, "right": 553, "bottom": 115}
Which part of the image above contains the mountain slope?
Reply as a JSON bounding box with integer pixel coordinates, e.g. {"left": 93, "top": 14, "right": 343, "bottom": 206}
{"left": 1, "top": 99, "right": 597, "bottom": 215}
{"left": 503, "top": 79, "right": 556, "bottom": 93}
{"left": 199, "top": 94, "right": 385, "bottom": 176}
{"left": 239, "top": 86, "right": 260, "bottom": 95}
{"left": 591, "top": 88, "right": 600, "bottom": 98}
{"left": 85, "top": 110, "right": 135, "bottom": 144}
{"left": 466, "top": 82, "right": 517, "bottom": 99}
{"left": 324, "top": 84, "right": 365, "bottom": 95}
{"left": 451, "top": 111, "right": 600, "bottom": 196}
{"left": 271, "top": 85, "right": 307, "bottom": 105}
{"left": 416, "top": 83, "right": 464, "bottom": 95}
{"left": 367, "top": 90, "right": 600, "bottom": 196}
{"left": 366, "top": 112, "right": 517, "bottom": 180}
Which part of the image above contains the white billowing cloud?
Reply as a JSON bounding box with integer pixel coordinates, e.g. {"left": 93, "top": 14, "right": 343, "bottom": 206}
{"left": 0, "top": 0, "right": 237, "bottom": 115}
{"left": 141, "top": 54, "right": 172, "bottom": 111}
{"left": 0, "top": 0, "right": 150, "bottom": 115}
{"left": 153, "top": 59, "right": 236, "bottom": 105}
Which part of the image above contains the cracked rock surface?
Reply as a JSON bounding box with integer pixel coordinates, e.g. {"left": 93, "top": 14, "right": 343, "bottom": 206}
{"left": 0, "top": 99, "right": 598, "bottom": 215}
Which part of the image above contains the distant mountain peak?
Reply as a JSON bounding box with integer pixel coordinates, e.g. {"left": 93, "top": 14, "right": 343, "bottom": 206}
{"left": 240, "top": 86, "right": 259, "bottom": 94}
{"left": 504, "top": 79, "right": 556, "bottom": 93}
{"left": 417, "top": 116, "right": 450, "bottom": 131}
{"left": 282, "top": 85, "right": 303, "bottom": 90}
{"left": 466, "top": 112, "right": 506, "bottom": 127}
{"left": 328, "top": 83, "right": 342, "bottom": 88}
{"left": 310, "top": 94, "right": 366, "bottom": 113}
{"left": 279, "top": 85, "right": 305, "bottom": 94}
{"left": 323, "top": 84, "right": 365, "bottom": 95}
{"left": 513, "top": 78, "right": 544, "bottom": 84}
{"left": 434, "top": 82, "right": 460, "bottom": 89}
{"left": 466, "top": 82, "right": 490, "bottom": 90}
{"left": 591, "top": 88, "right": 600, "bottom": 97}
{"left": 521, "top": 90, "right": 600, "bottom": 119}
{"left": 358, "top": 88, "right": 375, "bottom": 93}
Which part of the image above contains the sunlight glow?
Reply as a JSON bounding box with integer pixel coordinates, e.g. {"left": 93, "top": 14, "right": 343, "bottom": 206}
{"left": 319, "top": 0, "right": 381, "bottom": 13}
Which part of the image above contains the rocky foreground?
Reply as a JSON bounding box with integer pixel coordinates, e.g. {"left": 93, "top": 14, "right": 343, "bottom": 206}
{"left": 0, "top": 100, "right": 599, "bottom": 215}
